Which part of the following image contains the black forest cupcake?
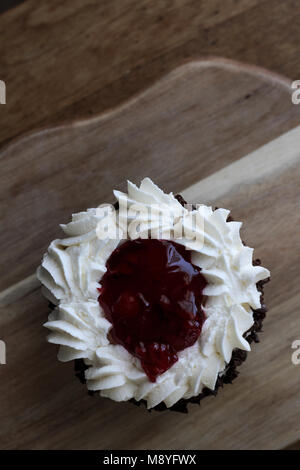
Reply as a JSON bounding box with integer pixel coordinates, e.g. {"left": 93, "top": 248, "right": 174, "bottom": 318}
{"left": 37, "top": 178, "right": 270, "bottom": 411}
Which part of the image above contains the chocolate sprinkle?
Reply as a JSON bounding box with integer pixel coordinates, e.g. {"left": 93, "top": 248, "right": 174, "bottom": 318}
{"left": 49, "top": 194, "right": 270, "bottom": 413}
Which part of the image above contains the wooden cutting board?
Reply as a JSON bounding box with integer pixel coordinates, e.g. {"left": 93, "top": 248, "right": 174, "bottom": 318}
{"left": 1, "top": 58, "right": 300, "bottom": 450}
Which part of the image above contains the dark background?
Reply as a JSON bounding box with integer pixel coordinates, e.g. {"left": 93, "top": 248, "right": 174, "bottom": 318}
{"left": 0, "top": 0, "right": 25, "bottom": 14}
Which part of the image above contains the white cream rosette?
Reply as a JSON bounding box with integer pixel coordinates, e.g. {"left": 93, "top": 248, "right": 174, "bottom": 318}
{"left": 37, "top": 178, "right": 270, "bottom": 409}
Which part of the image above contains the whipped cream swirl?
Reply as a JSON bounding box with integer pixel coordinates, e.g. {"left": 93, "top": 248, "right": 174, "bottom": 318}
{"left": 37, "top": 178, "right": 270, "bottom": 408}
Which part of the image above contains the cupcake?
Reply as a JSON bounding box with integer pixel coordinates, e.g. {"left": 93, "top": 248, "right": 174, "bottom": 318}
{"left": 37, "top": 178, "right": 270, "bottom": 412}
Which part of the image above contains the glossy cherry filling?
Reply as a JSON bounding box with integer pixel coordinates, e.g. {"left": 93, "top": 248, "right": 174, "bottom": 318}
{"left": 98, "top": 239, "right": 207, "bottom": 382}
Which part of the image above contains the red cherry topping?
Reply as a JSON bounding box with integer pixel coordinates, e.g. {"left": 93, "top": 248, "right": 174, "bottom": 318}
{"left": 98, "top": 239, "right": 207, "bottom": 382}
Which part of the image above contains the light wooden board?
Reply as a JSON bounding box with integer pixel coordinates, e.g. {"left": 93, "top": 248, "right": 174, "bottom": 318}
{"left": 0, "top": 59, "right": 300, "bottom": 450}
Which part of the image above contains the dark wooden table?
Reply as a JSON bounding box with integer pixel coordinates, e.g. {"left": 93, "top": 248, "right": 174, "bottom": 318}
{"left": 0, "top": 0, "right": 299, "bottom": 450}
{"left": 0, "top": 0, "right": 300, "bottom": 151}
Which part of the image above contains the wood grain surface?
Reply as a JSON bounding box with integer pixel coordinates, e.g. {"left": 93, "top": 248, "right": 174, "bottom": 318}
{"left": 0, "top": 59, "right": 300, "bottom": 450}
{"left": 1, "top": 0, "right": 300, "bottom": 150}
